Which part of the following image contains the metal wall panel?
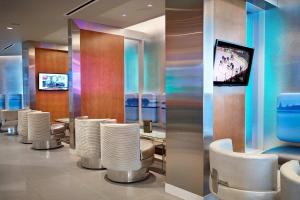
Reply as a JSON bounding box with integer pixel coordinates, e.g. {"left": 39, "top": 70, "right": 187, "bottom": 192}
{"left": 68, "top": 20, "right": 81, "bottom": 148}
{"left": 165, "top": 0, "right": 205, "bottom": 196}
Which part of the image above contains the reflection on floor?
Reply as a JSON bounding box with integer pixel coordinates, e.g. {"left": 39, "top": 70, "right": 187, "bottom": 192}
{"left": 0, "top": 133, "right": 180, "bottom": 200}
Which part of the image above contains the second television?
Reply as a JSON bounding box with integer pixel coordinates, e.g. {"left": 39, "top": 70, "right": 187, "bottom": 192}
{"left": 213, "top": 40, "right": 254, "bottom": 86}
{"left": 38, "top": 73, "right": 68, "bottom": 91}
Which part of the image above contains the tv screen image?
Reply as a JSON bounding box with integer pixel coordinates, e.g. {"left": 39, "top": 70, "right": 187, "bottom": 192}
{"left": 213, "top": 40, "right": 254, "bottom": 86}
{"left": 38, "top": 73, "right": 68, "bottom": 91}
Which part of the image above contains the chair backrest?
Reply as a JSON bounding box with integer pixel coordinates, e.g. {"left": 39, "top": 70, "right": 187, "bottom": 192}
{"left": 101, "top": 123, "right": 141, "bottom": 171}
{"left": 28, "top": 112, "right": 51, "bottom": 141}
{"left": 75, "top": 118, "right": 116, "bottom": 158}
{"left": 1, "top": 110, "right": 18, "bottom": 121}
{"left": 18, "top": 109, "right": 30, "bottom": 135}
{"left": 280, "top": 160, "right": 300, "bottom": 200}
{"left": 210, "top": 139, "right": 278, "bottom": 192}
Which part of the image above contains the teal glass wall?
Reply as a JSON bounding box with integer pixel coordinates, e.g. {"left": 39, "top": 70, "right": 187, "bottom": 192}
{"left": 246, "top": 7, "right": 265, "bottom": 149}
{"left": 246, "top": 11, "right": 255, "bottom": 148}
{"left": 245, "top": 0, "right": 300, "bottom": 149}
{"left": 124, "top": 39, "right": 139, "bottom": 94}
{"left": 264, "top": 0, "right": 300, "bottom": 148}
{"left": 144, "top": 38, "right": 164, "bottom": 93}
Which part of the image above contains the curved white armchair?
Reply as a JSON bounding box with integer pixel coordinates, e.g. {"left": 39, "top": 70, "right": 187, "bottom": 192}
{"left": 75, "top": 118, "right": 116, "bottom": 169}
{"left": 280, "top": 160, "right": 300, "bottom": 200}
{"left": 1, "top": 110, "right": 19, "bottom": 135}
{"left": 209, "top": 139, "right": 280, "bottom": 200}
{"left": 101, "top": 123, "right": 155, "bottom": 183}
{"left": 28, "top": 112, "right": 62, "bottom": 150}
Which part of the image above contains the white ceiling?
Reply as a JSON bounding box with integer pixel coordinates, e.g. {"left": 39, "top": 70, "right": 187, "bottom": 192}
{"left": 0, "top": 0, "right": 165, "bottom": 55}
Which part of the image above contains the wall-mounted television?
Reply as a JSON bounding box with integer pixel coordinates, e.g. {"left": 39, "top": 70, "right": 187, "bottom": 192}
{"left": 38, "top": 73, "right": 68, "bottom": 91}
{"left": 213, "top": 40, "right": 254, "bottom": 86}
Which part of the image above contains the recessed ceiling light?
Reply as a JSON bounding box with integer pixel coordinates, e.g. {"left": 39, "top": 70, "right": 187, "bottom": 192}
{"left": 147, "top": 3, "right": 152, "bottom": 7}
{"left": 122, "top": 14, "right": 127, "bottom": 17}
{"left": 6, "top": 27, "right": 13, "bottom": 30}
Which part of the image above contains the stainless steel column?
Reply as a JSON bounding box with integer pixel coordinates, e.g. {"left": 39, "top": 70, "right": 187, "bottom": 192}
{"left": 68, "top": 20, "right": 81, "bottom": 149}
{"left": 165, "top": 0, "right": 207, "bottom": 196}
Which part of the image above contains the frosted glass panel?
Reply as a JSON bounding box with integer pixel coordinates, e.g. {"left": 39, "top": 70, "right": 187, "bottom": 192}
{"left": 124, "top": 39, "right": 139, "bottom": 93}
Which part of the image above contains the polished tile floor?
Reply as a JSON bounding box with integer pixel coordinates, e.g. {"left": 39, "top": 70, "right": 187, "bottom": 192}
{"left": 0, "top": 134, "right": 181, "bottom": 200}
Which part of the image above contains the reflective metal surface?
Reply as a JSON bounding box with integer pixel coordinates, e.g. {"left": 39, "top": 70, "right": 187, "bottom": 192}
{"left": 165, "top": 0, "right": 205, "bottom": 196}
{"left": 3, "top": 126, "right": 18, "bottom": 135}
{"left": 80, "top": 157, "right": 103, "bottom": 170}
{"left": 68, "top": 20, "right": 81, "bottom": 149}
{"left": 106, "top": 168, "right": 150, "bottom": 183}
{"left": 31, "top": 138, "right": 63, "bottom": 150}
{"left": 20, "top": 135, "right": 32, "bottom": 144}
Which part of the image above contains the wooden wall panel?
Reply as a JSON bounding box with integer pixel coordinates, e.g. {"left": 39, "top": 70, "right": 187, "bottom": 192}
{"left": 213, "top": 0, "right": 246, "bottom": 152}
{"left": 214, "top": 90, "right": 245, "bottom": 152}
{"left": 80, "top": 30, "right": 124, "bottom": 122}
{"left": 35, "top": 48, "right": 69, "bottom": 121}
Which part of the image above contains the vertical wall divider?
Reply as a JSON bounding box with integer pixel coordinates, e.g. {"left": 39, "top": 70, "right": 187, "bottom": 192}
{"left": 138, "top": 40, "right": 144, "bottom": 126}
{"left": 68, "top": 19, "right": 149, "bottom": 149}
{"left": 22, "top": 41, "right": 67, "bottom": 109}
{"left": 165, "top": 0, "right": 206, "bottom": 198}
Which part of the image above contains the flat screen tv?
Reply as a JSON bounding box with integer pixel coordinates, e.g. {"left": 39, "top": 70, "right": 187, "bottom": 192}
{"left": 213, "top": 40, "right": 254, "bottom": 86}
{"left": 38, "top": 73, "right": 68, "bottom": 91}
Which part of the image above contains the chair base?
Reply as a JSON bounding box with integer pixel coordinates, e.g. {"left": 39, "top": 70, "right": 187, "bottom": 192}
{"left": 106, "top": 168, "right": 150, "bottom": 183}
{"left": 20, "top": 136, "right": 32, "bottom": 144}
{"left": 1, "top": 126, "right": 18, "bottom": 135}
{"left": 80, "top": 157, "right": 104, "bottom": 170}
{"left": 31, "top": 139, "right": 63, "bottom": 150}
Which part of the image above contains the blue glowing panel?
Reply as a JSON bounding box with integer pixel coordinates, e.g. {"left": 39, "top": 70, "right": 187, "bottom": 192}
{"left": 7, "top": 94, "right": 22, "bottom": 110}
{"left": 142, "top": 93, "right": 159, "bottom": 123}
{"left": 277, "top": 93, "right": 300, "bottom": 143}
{"left": 246, "top": 12, "right": 255, "bottom": 147}
{"left": 0, "top": 95, "right": 5, "bottom": 109}
{"left": 125, "top": 93, "right": 139, "bottom": 122}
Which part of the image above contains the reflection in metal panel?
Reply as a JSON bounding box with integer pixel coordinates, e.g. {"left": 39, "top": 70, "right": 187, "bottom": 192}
{"left": 68, "top": 19, "right": 81, "bottom": 149}
{"left": 166, "top": 0, "right": 206, "bottom": 196}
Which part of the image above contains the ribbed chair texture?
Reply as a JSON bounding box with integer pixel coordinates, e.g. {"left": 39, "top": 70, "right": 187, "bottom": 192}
{"left": 79, "top": 119, "right": 116, "bottom": 159}
{"left": 280, "top": 160, "right": 300, "bottom": 200}
{"left": 101, "top": 123, "right": 141, "bottom": 171}
{"left": 17, "top": 110, "right": 24, "bottom": 134}
{"left": 28, "top": 112, "right": 51, "bottom": 142}
{"left": 74, "top": 116, "right": 89, "bottom": 154}
{"left": 75, "top": 119, "right": 115, "bottom": 155}
{"left": 18, "top": 109, "right": 37, "bottom": 143}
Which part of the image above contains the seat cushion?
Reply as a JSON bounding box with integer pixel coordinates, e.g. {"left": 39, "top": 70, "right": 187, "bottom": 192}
{"left": 51, "top": 123, "right": 65, "bottom": 135}
{"left": 140, "top": 139, "right": 155, "bottom": 160}
{"left": 2, "top": 120, "right": 18, "bottom": 126}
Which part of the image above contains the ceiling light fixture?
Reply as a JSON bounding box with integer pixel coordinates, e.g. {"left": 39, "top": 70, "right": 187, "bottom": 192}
{"left": 2, "top": 43, "right": 15, "bottom": 51}
{"left": 6, "top": 27, "right": 13, "bottom": 30}
{"left": 64, "top": 0, "right": 98, "bottom": 16}
{"left": 122, "top": 14, "right": 127, "bottom": 17}
{"left": 147, "top": 3, "right": 153, "bottom": 7}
